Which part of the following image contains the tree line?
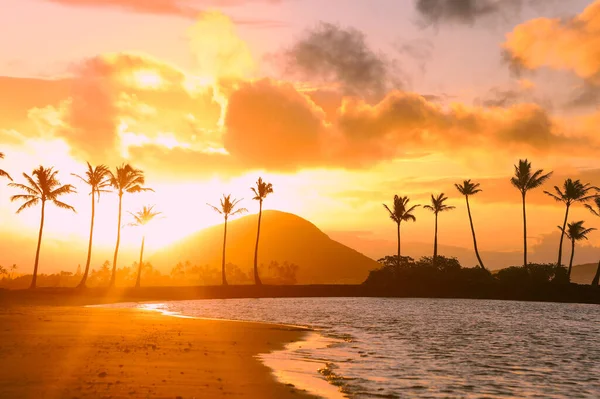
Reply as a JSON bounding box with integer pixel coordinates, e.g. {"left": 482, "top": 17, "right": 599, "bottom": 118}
{"left": 383, "top": 159, "right": 600, "bottom": 285}
{"left": 0, "top": 153, "right": 275, "bottom": 289}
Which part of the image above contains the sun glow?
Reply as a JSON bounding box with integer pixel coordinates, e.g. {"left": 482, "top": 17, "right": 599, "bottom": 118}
{"left": 132, "top": 69, "right": 163, "bottom": 89}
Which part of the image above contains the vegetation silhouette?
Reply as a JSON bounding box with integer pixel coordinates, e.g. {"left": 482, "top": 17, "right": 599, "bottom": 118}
{"left": 559, "top": 220, "right": 596, "bottom": 282}
{"left": 0, "top": 152, "right": 12, "bottom": 181}
{"left": 9, "top": 166, "right": 75, "bottom": 289}
{"left": 510, "top": 159, "right": 552, "bottom": 267}
{"left": 207, "top": 195, "right": 248, "bottom": 285}
{"left": 108, "top": 164, "right": 152, "bottom": 288}
{"left": 455, "top": 180, "right": 486, "bottom": 270}
{"left": 544, "top": 179, "right": 597, "bottom": 268}
{"left": 585, "top": 197, "right": 600, "bottom": 285}
{"left": 251, "top": 177, "right": 273, "bottom": 285}
{"left": 72, "top": 163, "right": 111, "bottom": 289}
{"left": 128, "top": 205, "right": 161, "bottom": 288}
{"left": 423, "top": 193, "right": 454, "bottom": 266}
{"left": 383, "top": 195, "right": 420, "bottom": 267}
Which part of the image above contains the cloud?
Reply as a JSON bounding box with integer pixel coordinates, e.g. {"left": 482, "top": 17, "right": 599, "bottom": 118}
{"left": 283, "top": 22, "right": 401, "bottom": 99}
{"left": 44, "top": 0, "right": 286, "bottom": 26}
{"left": 474, "top": 80, "right": 551, "bottom": 109}
{"left": 503, "top": 0, "right": 600, "bottom": 83}
{"left": 414, "top": 0, "right": 559, "bottom": 27}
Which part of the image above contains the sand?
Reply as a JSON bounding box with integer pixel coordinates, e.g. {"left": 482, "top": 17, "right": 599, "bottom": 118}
{"left": 0, "top": 306, "right": 318, "bottom": 399}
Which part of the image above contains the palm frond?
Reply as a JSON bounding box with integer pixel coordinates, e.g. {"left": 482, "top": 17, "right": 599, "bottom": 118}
{"left": 207, "top": 204, "right": 223, "bottom": 214}
{"left": 16, "top": 199, "right": 40, "bottom": 213}
{"left": 52, "top": 200, "right": 76, "bottom": 212}
{"left": 0, "top": 169, "right": 12, "bottom": 181}
{"left": 8, "top": 183, "right": 39, "bottom": 196}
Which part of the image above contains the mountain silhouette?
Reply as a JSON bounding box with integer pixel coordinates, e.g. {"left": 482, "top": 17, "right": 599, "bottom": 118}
{"left": 148, "top": 210, "right": 380, "bottom": 284}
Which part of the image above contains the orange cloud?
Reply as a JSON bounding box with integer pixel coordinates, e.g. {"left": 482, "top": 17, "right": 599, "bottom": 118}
{"left": 503, "top": 0, "right": 600, "bottom": 82}
{"left": 43, "top": 0, "right": 286, "bottom": 26}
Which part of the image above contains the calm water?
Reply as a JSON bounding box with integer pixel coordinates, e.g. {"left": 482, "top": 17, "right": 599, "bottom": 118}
{"left": 110, "top": 298, "right": 600, "bottom": 398}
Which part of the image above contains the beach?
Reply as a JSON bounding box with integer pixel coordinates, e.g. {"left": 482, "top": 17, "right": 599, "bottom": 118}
{"left": 0, "top": 305, "right": 317, "bottom": 399}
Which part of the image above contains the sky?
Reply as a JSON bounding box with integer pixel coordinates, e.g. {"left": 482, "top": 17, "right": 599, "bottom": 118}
{"left": 2, "top": 0, "right": 600, "bottom": 271}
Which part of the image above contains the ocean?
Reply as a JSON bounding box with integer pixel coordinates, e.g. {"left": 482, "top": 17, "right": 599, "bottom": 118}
{"left": 107, "top": 298, "right": 600, "bottom": 398}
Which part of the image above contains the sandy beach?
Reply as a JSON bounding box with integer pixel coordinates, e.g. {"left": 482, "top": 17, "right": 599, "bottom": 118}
{"left": 0, "top": 305, "right": 318, "bottom": 399}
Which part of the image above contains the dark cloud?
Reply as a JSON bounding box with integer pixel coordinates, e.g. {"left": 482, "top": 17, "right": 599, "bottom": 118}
{"left": 565, "top": 83, "right": 600, "bottom": 109}
{"left": 415, "top": 0, "right": 556, "bottom": 27}
{"left": 284, "top": 22, "right": 402, "bottom": 99}
{"left": 474, "top": 84, "right": 552, "bottom": 110}
{"left": 395, "top": 38, "right": 434, "bottom": 73}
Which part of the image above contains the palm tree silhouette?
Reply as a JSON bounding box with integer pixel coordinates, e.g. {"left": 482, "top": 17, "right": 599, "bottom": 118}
{"left": 128, "top": 205, "right": 161, "bottom": 288}
{"left": 108, "top": 164, "right": 152, "bottom": 288}
{"left": 72, "top": 163, "right": 111, "bottom": 288}
{"left": 383, "top": 195, "right": 420, "bottom": 266}
{"left": 208, "top": 195, "right": 247, "bottom": 285}
{"left": 9, "top": 166, "right": 75, "bottom": 288}
{"left": 0, "top": 152, "right": 12, "bottom": 181}
{"left": 585, "top": 197, "right": 600, "bottom": 286}
{"left": 558, "top": 220, "right": 596, "bottom": 282}
{"left": 251, "top": 177, "right": 273, "bottom": 285}
{"left": 424, "top": 193, "right": 455, "bottom": 265}
{"left": 455, "top": 180, "right": 486, "bottom": 270}
{"left": 544, "top": 179, "right": 597, "bottom": 267}
{"left": 510, "top": 159, "right": 553, "bottom": 267}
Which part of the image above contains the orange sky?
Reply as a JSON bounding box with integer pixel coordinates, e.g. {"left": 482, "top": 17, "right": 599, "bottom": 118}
{"left": 2, "top": 0, "right": 600, "bottom": 271}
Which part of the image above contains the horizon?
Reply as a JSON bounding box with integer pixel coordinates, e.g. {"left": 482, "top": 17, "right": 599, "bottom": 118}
{"left": 2, "top": 0, "right": 600, "bottom": 276}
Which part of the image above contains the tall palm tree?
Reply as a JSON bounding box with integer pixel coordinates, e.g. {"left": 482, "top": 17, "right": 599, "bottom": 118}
{"left": 128, "top": 205, "right": 161, "bottom": 288}
{"left": 208, "top": 195, "right": 247, "bottom": 285}
{"left": 423, "top": 193, "right": 455, "bottom": 265}
{"left": 510, "top": 159, "right": 553, "bottom": 267}
{"left": 9, "top": 166, "right": 75, "bottom": 288}
{"left": 383, "top": 195, "right": 420, "bottom": 267}
{"left": 251, "top": 177, "right": 273, "bottom": 285}
{"left": 0, "top": 152, "right": 12, "bottom": 181}
{"left": 545, "top": 179, "right": 597, "bottom": 267}
{"left": 585, "top": 197, "right": 600, "bottom": 286}
{"left": 559, "top": 220, "right": 596, "bottom": 282}
{"left": 72, "top": 163, "right": 111, "bottom": 288}
{"left": 455, "top": 180, "right": 486, "bottom": 270}
{"left": 108, "top": 164, "right": 152, "bottom": 288}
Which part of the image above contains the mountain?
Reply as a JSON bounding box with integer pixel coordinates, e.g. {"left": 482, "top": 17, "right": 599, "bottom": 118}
{"left": 148, "top": 210, "right": 381, "bottom": 284}
{"left": 570, "top": 263, "right": 600, "bottom": 285}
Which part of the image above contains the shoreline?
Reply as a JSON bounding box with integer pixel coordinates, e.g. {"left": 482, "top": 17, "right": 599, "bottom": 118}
{"left": 0, "top": 305, "right": 321, "bottom": 399}
{"left": 110, "top": 301, "right": 346, "bottom": 399}
{"left": 1, "top": 283, "right": 599, "bottom": 307}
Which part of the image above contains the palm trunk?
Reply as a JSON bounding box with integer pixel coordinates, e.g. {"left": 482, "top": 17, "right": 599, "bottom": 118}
{"left": 396, "top": 221, "right": 401, "bottom": 267}
{"left": 109, "top": 193, "right": 123, "bottom": 288}
{"left": 222, "top": 216, "right": 228, "bottom": 286}
{"left": 522, "top": 191, "right": 527, "bottom": 267}
{"left": 567, "top": 238, "right": 575, "bottom": 282}
{"left": 466, "top": 196, "right": 485, "bottom": 270}
{"left": 557, "top": 204, "right": 570, "bottom": 267}
{"left": 591, "top": 260, "right": 600, "bottom": 286}
{"left": 433, "top": 212, "right": 439, "bottom": 265}
{"left": 30, "top": 201, "right": 45, "bottom": 289}
{"left": 78, "top": 191, "right": 95, "bottom": 289}
{"left": 135, "top": 235, "right": 145, "bottom": 288}
{"left": 253, "top": 201, "right": 263, "bottom": 285}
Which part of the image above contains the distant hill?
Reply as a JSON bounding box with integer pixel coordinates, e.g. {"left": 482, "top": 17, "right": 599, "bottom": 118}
{"left": 147, "top": 210, "right": 380, "bottom": 284}
{"left": 570, "top": 263, "right": 599, "bottom": 285}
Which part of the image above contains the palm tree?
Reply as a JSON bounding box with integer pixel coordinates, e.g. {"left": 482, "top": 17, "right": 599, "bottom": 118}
{"left": 9, "top": 166, "right": 75, "bottom": 288}
{"left": 0, "top": 152, "right": 12, "bottom": 181}
{"left": 72, "top": 163, "right": 111, "bottom": 288}
{"left": 510, "top": 159, "right": 553, "bottom": 267}
{"left": 585, "top": 197, "right": 600, "bottom": 286}
{"left": 108, "top": 164, "right": 152, "bottom": 288}
{"left": 207, "top": 195, "right": 247, "bottom": 285}
{"left": 423, "top": 193, "right": 455, "bottom": 265}
{"left": 251, "top": 177, "right": 273, "bottom": 285}
{"left": 455, "top": 180, "right": 486, "bottom": 270}
{"left": 545, "top": 179, "right": 597, "bottom": 267}
{"left": 383, "top": 195, "right": 420, "bottom": 267}
{"left": 128, "top": 205, "right": 161, "bottom": 288}
{"left": 559, "top": 220, "right": 596, "bottom": 282}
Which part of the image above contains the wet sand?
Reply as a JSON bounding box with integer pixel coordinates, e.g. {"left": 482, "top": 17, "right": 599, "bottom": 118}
{"left": 0, "top": 306, "right": 318, "bottom": 399}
